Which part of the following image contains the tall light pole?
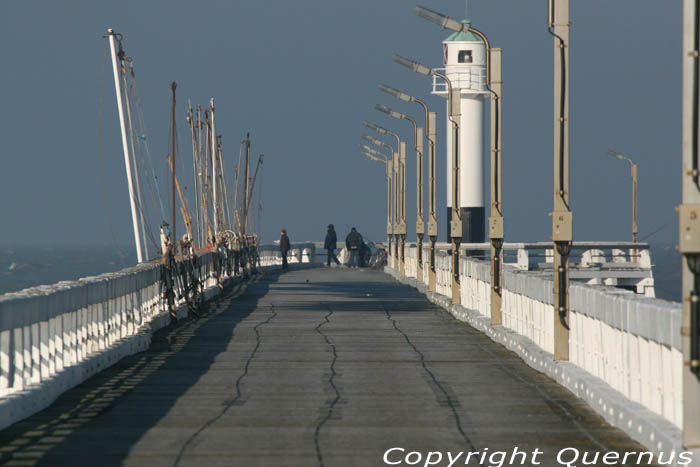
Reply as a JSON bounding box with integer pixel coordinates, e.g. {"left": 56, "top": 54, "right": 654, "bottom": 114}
{"left": 413, "top": 4, "right": 504, "bottom": 323}
{"left": 608, "top": 151, "right": 638, "bottom": 243}
{"left": 393, "top": 54, "right": 462, "bottom": 305}
{"left": 376, "top": 104, "right": 418, "bottom": 279}
{"left": 379, "top": 84, "right": 438, "bottom": 292}
{"left": 547, "top": 0, "right": 573, "bottom": 361}
{"left": 359, "top": 146, "right": 393, "bottom": 249}
{"left": 364, "top": 136, "right": 395, "bottom": 269}
{"left": 679, "top": 0, "right": 700, "bottom": 447}
{"left": 363, "top": 121, "right": 403, "bottom": 271}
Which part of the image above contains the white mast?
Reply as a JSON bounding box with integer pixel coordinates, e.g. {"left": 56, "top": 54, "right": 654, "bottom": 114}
{"left": 107, "top": 29, "right": 144, "bottom": 263}
{"left": 210, "top": 98, "right": 218, "bottom": 238}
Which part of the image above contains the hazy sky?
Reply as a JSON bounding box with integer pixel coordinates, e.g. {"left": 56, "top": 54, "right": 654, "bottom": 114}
{"left": 1, "top": 0, "right": 682, "bottom": 252}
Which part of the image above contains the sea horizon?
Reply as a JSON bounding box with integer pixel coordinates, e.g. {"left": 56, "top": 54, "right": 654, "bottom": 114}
{"left": 0, "top": 242, "right": 682, "bottom": 302}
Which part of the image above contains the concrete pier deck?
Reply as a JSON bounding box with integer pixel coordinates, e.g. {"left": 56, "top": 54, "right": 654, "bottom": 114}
{"left": 0, "top": 268, "right": 654, "bottom": 466}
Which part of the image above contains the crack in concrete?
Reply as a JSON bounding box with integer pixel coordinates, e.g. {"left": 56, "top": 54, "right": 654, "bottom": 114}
{"left": 172, "top": 303, "right": 277, "bottom": 467}
{"left": 384, "top": 307, "right": 478, "bottom": 454}
{"left": 313, "top": 308, "right": 340, "bottom": 467}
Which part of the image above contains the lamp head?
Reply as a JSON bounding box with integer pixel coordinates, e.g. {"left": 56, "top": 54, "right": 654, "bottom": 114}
{"left": 379, "top": 83, "right": 413, "bottom": 103}
{"left": 414, "top": 5, "right": 465, "bottom": 32}
{"left": 392, "top": 54, "right": 432, "bottom": 76}
{"left": 363, "top": 121, "right": 387, "bottom": 135}
{"left": 375, "top": 104, "right": 404, "bottom": 120}
{"left": 608, "top": 150, "right": 624, "bottom": 160}
{"left": 362, "top": 135, "right": 382, "bottom": 147}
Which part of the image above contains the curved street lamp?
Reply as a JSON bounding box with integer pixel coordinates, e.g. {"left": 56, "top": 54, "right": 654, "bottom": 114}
{"left": 376, "top": 103, "right": 421, "bottom": 279}
{"left": 360, "top": 148, "right": 393, "bottom": 254}
{"left": 380, "top": 84, "right": 439, "bottom": 292}
{"left": 363, "top": 121, "right": 404, "bottom": 271}
{"left": 608, "top": 150, "right": 638, "bottom": 244}
{"left": 393, "top": 53, "right": 463, "bottom": 305}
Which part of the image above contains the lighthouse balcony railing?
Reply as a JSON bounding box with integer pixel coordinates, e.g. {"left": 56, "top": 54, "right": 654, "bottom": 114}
{"left": 431, "top": 67, "right": 487, "bottom": 94}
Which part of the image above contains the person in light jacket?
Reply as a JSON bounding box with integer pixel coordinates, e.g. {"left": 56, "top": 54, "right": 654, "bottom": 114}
{"left": 324, "top": 224, "right": 340, "bottom": 267}
{"left": 280, "top": 229, "right": 290, "bottom": 269}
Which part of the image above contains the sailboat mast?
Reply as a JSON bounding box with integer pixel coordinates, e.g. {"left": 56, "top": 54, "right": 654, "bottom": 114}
{"left": 171, "top": 82, "right": 177, "bottom": 251}
{"left": 243, "top": 132, "right": 251, "bottom": 235}
{"left": 210, "top": 99, "right": 218, "bottom": 239}
{"left": 188, "top": 103, "right": 200, "bottom": 248}
{"left": 107, "top": 29, "right": 144, "bottom": 263}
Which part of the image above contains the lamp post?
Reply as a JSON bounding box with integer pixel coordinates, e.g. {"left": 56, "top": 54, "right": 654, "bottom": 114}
{"left": 679, "top": 0, "right": 700, "bottom": 446}
{"left": 413, "top": 4, "right": 504, "bottom": 324}
{"left": 393, "top": 54, "right": 462, "bottom": 305}
{"left": 379, "top": 84, "right": 438, "bottom": 292}
{"left": 608, "top": 151, "right": 638, "bottom": 243}
{"left": 363, "top": 121, "right": 403, "bottom": 271}
{"left": 359, "top": 147, "right": 392, "bottom": 250}
{"left": 548, "top": 0, "right": 573, "bottom": 361}
{"left": 375, "top": 104, "right": 418, "bottom": 279}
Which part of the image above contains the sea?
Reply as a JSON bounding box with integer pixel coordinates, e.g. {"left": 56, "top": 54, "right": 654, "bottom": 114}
{"left": 0, "top": 243, "right": 683, "bottom": 302}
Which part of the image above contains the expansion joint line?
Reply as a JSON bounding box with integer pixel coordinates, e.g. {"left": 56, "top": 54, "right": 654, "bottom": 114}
{"left": 384, "top": 307, "right": 477, "bottom": 453}
{"left": 313, "top": 308, "right": 340, "bottom": 467}
{"left": 172, "top": 303, "right": 277, "bottom": 467}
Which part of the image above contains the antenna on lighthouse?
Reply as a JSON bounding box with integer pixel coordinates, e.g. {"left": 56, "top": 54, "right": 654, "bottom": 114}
{"left": 465, "top": 0, "right": 469, "bottom": 19}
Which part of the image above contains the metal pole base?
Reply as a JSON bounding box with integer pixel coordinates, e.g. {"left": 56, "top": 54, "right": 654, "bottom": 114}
{"left": 416, "top": 235, "right": 424, "bottom": 284}
{"left": 490, "top": 242, "right": 503, "bottom": 325}
{"left": 451, "top": 239, "right": 461, "bottom": 306}
{"left": 428, "top": 237, "right": 437, "bottom": 293}
{"left": 399, "top": 235, "right": 406, "bottom": 276}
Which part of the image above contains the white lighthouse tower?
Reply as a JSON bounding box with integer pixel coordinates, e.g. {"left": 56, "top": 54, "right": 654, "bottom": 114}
{"left": 432, "top": 17, "right": 489, "bottom": 242}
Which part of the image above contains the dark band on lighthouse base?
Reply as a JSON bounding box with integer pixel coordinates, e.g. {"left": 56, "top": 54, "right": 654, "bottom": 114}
{"left": 446, "top": 207, "right": 485, "bottom": 246}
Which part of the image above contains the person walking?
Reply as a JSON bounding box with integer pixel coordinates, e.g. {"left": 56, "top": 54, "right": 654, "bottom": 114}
{"left": 345, "top": 227, "right": 363, "bottom": 268}
{"left": 324, "top": 224, "right": 340, "bottom": 267}
{"left": 280, "top": 229, "right": 290, "bottom": 269}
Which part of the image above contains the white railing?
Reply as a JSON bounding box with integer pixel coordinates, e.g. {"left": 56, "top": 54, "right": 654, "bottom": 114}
{"left": 431, "top": 67, "right": 487, "bottom": 94}
{"left": 0, "top": 243, "right": 314, "bottom": 430}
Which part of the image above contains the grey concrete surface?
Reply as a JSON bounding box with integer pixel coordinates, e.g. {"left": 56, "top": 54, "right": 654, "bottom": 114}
{"left": 0, "top": 268, "right": 657, "bottom": 467}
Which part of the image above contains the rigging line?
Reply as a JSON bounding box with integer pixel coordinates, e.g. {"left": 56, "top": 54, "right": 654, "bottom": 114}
{"left": 131, "top": 72, "right": 166, "bottom": 222}
{"left": 97, "top": 39, "right": 127, "bottom": 268}
{"left": 122, "top": 62, "right": 151, "bottom": 259}
{"left": 640, "top": 219, "right": 673, "bottom": 242}
{"left": 125, "top": 71, "right": 160, "bottom": 250}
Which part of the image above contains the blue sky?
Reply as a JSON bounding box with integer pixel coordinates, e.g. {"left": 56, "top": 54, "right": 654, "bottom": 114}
{"left": 1, "top": 0, "right": 681, "bottom": 249}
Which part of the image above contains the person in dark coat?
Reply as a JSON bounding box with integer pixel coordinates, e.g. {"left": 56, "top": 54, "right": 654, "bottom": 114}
{"left": 324, "top": 224, "right": 340, "bottom": 267}
{"left": 345, "top": 227, "right": 363, "bottom": 268}
{"left": 359, "top": 242, "right": 372, "bottom": 268}
{"left": 280, "top": 229, "right": 290, "bottom": 269}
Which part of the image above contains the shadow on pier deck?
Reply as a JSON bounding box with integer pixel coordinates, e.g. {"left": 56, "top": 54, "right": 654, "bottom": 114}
{"left": 0, "top": 268, "right": 653, "bottom": 466}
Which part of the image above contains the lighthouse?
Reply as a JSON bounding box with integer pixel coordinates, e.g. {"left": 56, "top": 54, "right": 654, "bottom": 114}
{"left": 432, "top": 17, "right": 489, "bottom": 243}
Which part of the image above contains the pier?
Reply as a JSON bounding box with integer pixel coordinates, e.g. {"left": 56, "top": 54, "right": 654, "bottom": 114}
{"left": 0, "top": 266, "right": 660, "bottom": 466}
